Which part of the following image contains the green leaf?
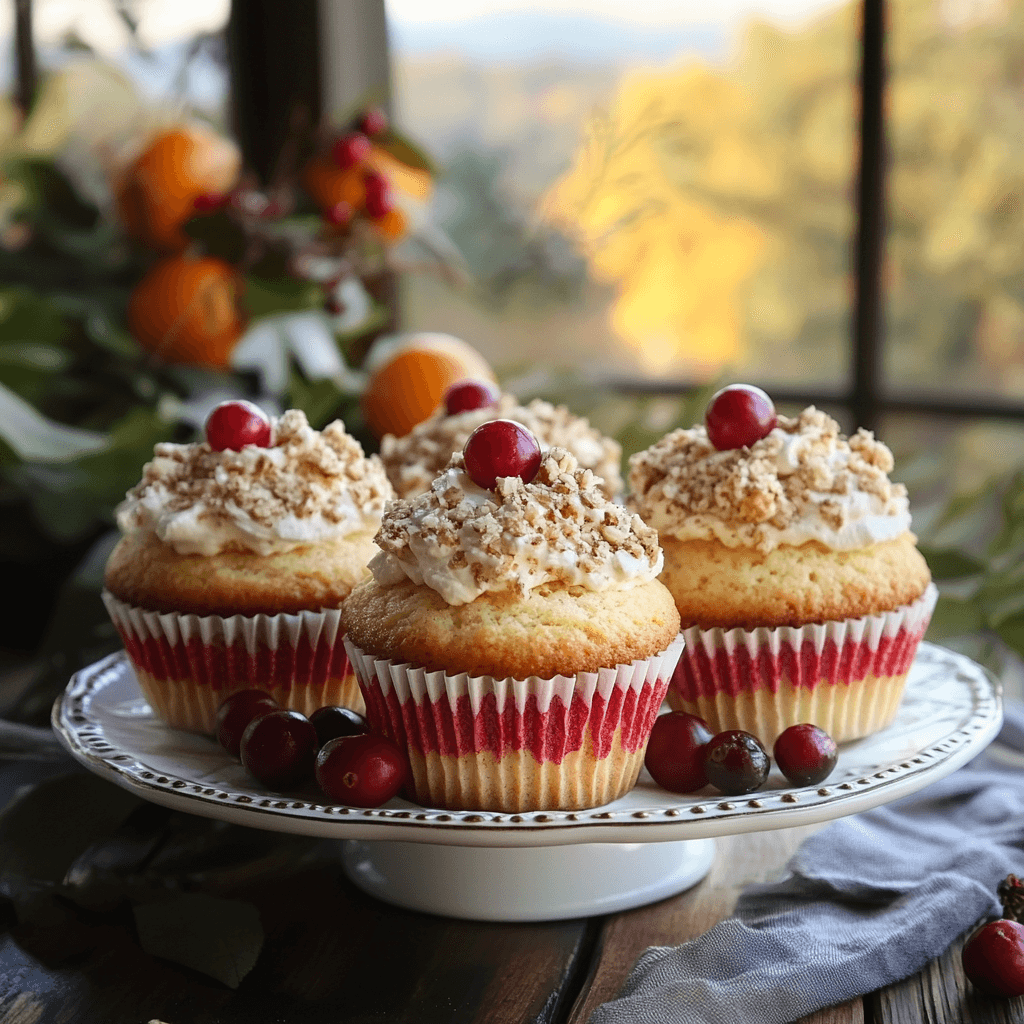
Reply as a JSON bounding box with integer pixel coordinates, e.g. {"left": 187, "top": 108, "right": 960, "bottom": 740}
{"left": 993, "top": 612, "right": 1024, "bottom": 660}
{"left": 4, "top": 157, "right": 99, "bottom": 230}
{"left": 925, "top": 593, "right": 985, "bottom": 641}
{"left": 134, "top": 893, "right": 264, "bottom": 988}
{"left": 245, "top": 274, "right": 323, "bottom": 319}
{"left": 288, "top": 372, "right": 350, "bottom": 429}
{"left": 917, "top": 545, "right": 986, "bottom": 580}
{"left": 377, "top": 128, "right": 437, "bottom": 175}
{"left": 0, "top": 773, "right": 142, "bottom": 897}
{"left": 182, "top": 209, "right": 248, "bottom": 264}
{"left": 0, "top": 288, "right": 69, "bottom": 347}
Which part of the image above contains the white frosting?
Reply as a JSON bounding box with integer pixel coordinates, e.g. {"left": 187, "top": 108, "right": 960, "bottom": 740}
{"left": 117, "top": 410, "right": 393, "bottom": 556}
{"left": 372, "top": 449, "right": 663, "bottom": 606}
{"left": 628, "top": 408, "right": 912, "bottom": 554}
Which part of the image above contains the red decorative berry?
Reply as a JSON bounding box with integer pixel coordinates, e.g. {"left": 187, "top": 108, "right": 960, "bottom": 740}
{"left": 215, "top": 690, "right": 280, "bottom": 758}
{"left": 962, "top": 919, "right": 1024, "bottom": 997}
{"left": 773, "top": 723, "right": 838, "bottom": 787}
{"left": 324, "top": 296, "right": 344, "bottom": 315}
{"left": 324, "top": 201, "right": 353, "bottom": 228}
{"left": 315, "top": 734, "right": 407, "bottom": 807}
{"left": 463, "top": 419, "right": 542, "bottom": 491}
{"left": 363, "top": 171, "right": 394, "bottom": 218}
{"left": 705, "top": 384, "right": 777, "bottom": 451}
{"left": 444, "top": 379, "right": 499, "bottom": 416}
{"left": 704, "top": 730, "right": 770, "bottom": 795}
{"left": 332, "top": 132, "right": 372, "bottom": 170}
{"left": 205, "top": 400, "right": 272, "bottom": 452}
{"left": 309, "top": 706, "right": 368, "bottom": 747}
{"left": 358, "top": 107, "right": 388, "bottom": 137}
{"left": 644, "top": 712, "right": 714, "bottom": 793}
{"left": 193, "top": 192, "right": 229, "bottom": 212}
{"left": 240, "top": 710, "right": 318, "bottom": 790}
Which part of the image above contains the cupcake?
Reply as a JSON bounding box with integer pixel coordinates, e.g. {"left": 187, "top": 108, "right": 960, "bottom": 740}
{"left": 103, "top": 402, "right": 394, "bottom": 732}
{"left": 343, "top": 420, "right": 682, "bottom": 812}
{"left": 379, "top": 382, "right": 623, "bottom": 500}
{"left": 627, "top": 386, "right": 936, "bottom": 745}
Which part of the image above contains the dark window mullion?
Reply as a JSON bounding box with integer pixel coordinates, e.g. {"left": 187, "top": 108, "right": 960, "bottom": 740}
{"left": 850, "top": 0, "right": 886, "bottom": 433}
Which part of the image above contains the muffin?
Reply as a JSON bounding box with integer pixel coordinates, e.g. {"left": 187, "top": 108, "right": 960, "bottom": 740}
{"left": 103, "top": 406, "right": 393, "bottom": 732}
{"left": 343, "top": 427, "right": 682, "bottom": 812}
{"left": 379, "top": 391, "right": 623, "bottom": 500}
{"left": 628, "top": 402, "right": 936, "bottom": 745}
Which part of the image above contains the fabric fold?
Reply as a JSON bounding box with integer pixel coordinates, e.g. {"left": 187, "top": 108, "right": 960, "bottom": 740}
{"left": 591, "top": 700, "right": 1024, "bottom": 1024}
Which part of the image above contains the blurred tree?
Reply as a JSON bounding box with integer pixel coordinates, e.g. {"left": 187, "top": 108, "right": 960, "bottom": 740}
{"left": 550, "top": 0, "right": 1024, "bottom": 395}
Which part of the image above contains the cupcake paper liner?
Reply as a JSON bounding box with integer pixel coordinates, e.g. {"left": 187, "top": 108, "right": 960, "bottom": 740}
{"left": 103, "top": 591, "right": 361, "bottom": 733}
{"left": 344, "top": 635, "right": 684, "bottom": 812}
{"left": 667, "top": 583, "right": 938, "bottom": 744}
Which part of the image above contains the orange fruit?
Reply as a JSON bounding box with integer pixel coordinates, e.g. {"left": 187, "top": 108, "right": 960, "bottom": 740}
{"left": 302, "top": 155, "right": 366, "bottom": 212}
{"left": 127, "top": 255, "right": 247, "bottom": 368}
{"left": 373, "top": 208, "right": 407, "bottom": 243}
{"left": 366, "top": 147, "right": 432, "bottom": 203}
{"left": 115, "top": 126, "right": 241, "bottom": 252}
{"left": 362, "top": 333, "right": 495, "bottom": 438}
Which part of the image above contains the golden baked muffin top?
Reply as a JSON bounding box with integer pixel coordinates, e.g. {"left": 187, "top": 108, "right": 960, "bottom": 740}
{"left": 370, "top": 446, "right": 661, "bottom": 606}
{"left": 117, "top": 409, "right": 393, "bottom": 557}
{"left": 380, "top": 394, "right": 623, "bottom": 500}
{"left": 628, "top": 407, "right": 911, "bottom": 554}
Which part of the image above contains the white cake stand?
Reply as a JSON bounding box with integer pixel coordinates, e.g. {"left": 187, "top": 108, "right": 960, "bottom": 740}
{"left": 53, "top": 643, "right": 1002, "bottom": 921}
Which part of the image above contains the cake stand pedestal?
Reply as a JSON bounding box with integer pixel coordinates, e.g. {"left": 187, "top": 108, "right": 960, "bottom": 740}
{"left": 54, "top": 643, "right": 1002, "bottom": 922}
{"left": 341, "top": 837, "right": 717, "bottom": 921}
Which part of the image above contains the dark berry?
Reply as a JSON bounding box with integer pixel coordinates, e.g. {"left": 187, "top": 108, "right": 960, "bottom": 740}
{"left": 363, "top": 171, "right": 394, "bottom": 218}
{"left": 644, "top": 712, "right": 714, "bottom": 793}
{"left": 315, "top": 734, "right": 407, "bottom": 807}
{"left": 193, "top": 192, "right": 229, "bottom": 212}
{"left": 240, "top": 710, "right": 318, "bottom": 790}
{"left": 705, "top": 384, "right": 777, "bottom": 451}
{"left": 309, "top": 706, "right": 368, "bottom": 747}
{"left": 205, "top": 400, "right": 272, "bottom": 452}
{"left": 704, "top": 730, "right": 770, "bottom": 795}
{"left": 773, "top": 723, "right": 838, "bottom": 787}
{"left": 332, "top": 132, "right": 371, "bottom": 169}
{"left": 444, "top": 379, "right": 499, "bottom": 416}
{"left": 215, "top": 690, "right": 280, "bottom": 758}
{"left": 358, "top": 107, "right": 388, "bottom": 137}
{"left": 962, "top": 919, "right": 1024, "bottom": 997}
{"left": 324, "top": 296, "right": 344, "bottom": 315}
{"left": 463, "top": 419, "right": 542, "bottom": 491}
{"left": 324, "top": 201, "right": 353, "bottom": 228}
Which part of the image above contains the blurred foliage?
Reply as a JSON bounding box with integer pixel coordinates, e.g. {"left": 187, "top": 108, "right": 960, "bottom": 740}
{"left": 550, "top": 0, "right": 1024, "bottom": 396}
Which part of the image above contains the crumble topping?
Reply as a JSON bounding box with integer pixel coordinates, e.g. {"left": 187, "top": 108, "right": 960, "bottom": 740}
{"left": 627, "top": 407, "right": 911, "bottom": 553}
{"left": 379, "top": 394, "right": 623, "bottom": 499}
{"left": 371, "top": 446, "right": 662, "bottom": 605}
{"left": 117, "top": 409, "right": 393, "bottom": 556}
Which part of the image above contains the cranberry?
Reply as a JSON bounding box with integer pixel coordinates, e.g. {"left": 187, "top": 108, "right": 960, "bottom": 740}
{"left": 315, "top": 734, "right": 407, "bottom": 807}
{"left": 309, "top": 706, "right": 368, "bottom": 747}
{"left": 363, "top": 171, "right": 394, "bottom": 218}
{"left": 644, "top": 712, "right": 714, "bottom": 793}
{"left": 193, "top": 192, "right": 229, "bottom": 212}
{"left": 358, "top": 107, "right": 388, "bottom": 137}
{"left": 444, "top": 379, "right": 499, "bottom": 416}
{"left": 704, "top": 730, "right": 770, "bottom": 795}
{"left": 962, "top": 920, "right": 1024, "bottom": 997}
{"left": 773, "top": 723, "right": 838, "bottom": 787}
{"left": 332, "top": 132, "right": 371, "bottom": 170}
{"left": 205, "top": 400, "right": 272, "bottom": 452}
{"left": 705, "top": 384, "right": 777, "bottom": 451}
{"left": 324, "top": 201, "right": 353, "bottom": 228}
{"left": 215, "top": 690, "right": 280, "bottom": 758}
{"left": 240, "top": 710, "right": 318, "bottom": 790}
{"left": 463, "top": 419, "right": 542, "bottom": 491}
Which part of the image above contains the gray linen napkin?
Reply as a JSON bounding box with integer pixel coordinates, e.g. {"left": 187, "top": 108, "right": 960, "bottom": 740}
{"left": 591, "top": 701, "right": 1024, "bottom": 1024}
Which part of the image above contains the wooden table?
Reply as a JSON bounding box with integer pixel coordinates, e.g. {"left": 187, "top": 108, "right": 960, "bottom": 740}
{"left": 0, "top": 747, "right": 1020, "bottom": 1024}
